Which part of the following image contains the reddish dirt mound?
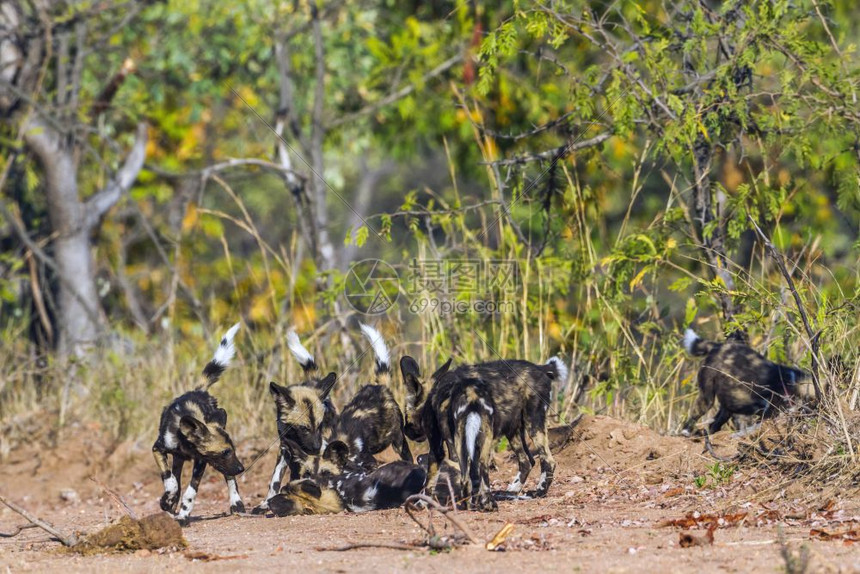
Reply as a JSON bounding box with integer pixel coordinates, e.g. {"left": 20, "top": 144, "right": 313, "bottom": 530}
{"left": 555, "top": 415, "right": 707, "bottom": 479}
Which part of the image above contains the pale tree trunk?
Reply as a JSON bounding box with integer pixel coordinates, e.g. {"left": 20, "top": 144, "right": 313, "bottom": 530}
{"left": 309, "top": 0, "right": 336, "bottom": 271}
{"left": 22, "top": 118, "right": 148, "bottom": 356}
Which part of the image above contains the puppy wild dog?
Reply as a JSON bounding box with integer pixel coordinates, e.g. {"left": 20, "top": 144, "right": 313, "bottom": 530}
{"left": 152, "top": 323, "right": 245, "bottom": 522}
{"left": 401, "top": 355, "right": 567, "bottom": 501}
{"left": 326, "top": 324, "right": 412, "bottom": 468}
{"left": 267, "top": 439, "right": 426, "bottom": 516}
{"left": 681, "top": 329, "right": 815, "bottom": 436}
{"left": 256, "top": 330, "right": 339, "bottom": 513}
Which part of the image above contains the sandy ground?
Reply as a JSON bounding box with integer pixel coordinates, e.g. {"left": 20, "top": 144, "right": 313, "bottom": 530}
{"left": 1, "top": 415, "right": 859, "bottom": 573}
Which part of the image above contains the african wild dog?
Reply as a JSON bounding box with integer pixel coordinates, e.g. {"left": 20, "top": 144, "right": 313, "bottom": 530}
{"left": 325, "top": 324, "right": 412, "bottom": 469}
{"left": 254, "top": 330, "right": 339, "bottom": 513}
{"left": 152, "top": 322, "right": 245, "bottom": 523}
{"left": 267, "top": 439, "right": 426, "bottom": 516}
{"left": 449, "top": 378, "right": 498, "bottom": 510}
{"left": 681, "top": 329, "right": 815, "bottom": 436}
{"left": 399, "top": 355, "right": 456, "bottom": 456}
{"left": 401, "top": 355, "right": 568, "bottom": 501}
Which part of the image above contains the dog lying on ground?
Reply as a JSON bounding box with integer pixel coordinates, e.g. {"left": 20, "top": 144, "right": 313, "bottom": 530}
{"left": 325, "top": 324, "right": 412, "bottom": 469}
{"left": 681, "top": 328, "right": 816, "bottom": 436}
{"left": 152, "top": 322, "right": 245, "bottom": 523}
{"left": 266, "top": 439, "right": 426, "bottom": 516}
{"left": 255, "top": 331, "right": 339, "bottom": 513}
{"left": 400, "top": 355, "right": 567, "bottom": 506}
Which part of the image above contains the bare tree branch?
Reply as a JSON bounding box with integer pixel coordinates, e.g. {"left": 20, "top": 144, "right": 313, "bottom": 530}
{"left": 83, "top": 121, "right": 148, "bottom": 229}
{"left": 483, "top": 133, "right": 612, "bottom": 166}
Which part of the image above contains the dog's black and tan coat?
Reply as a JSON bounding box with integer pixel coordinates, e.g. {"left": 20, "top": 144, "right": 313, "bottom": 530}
{"left": 326, "top": 324, "right": 412, "bottom": 469}
{"left": 681, "top": 329, "right": 814, "bottom": 435}
{"left": 401, "top": 355, "right": 568, "bottom": 506}
{"left": 267, "top": 439, "right": 426, "bottom": 516}
{"left": 257, "top": 330, "right": 339, "bottom": 512}
{"left": 152, "top": 323, "right": 245, "bottom": 522}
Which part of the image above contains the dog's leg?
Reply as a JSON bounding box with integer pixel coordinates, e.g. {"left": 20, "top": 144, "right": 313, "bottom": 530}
{"left": 707, "top": 405, "right": 732, "bottom": 435}
{"left": 526, "top": 406, "right": 556, "bottom": 498}
{"left": 425, "top": 417, "right": 447, "bottom": 496}
{"left": 445, "top": 438, "right": 459, "bottom": 463}
{"left": 394, "top": 432, "right": 413, "bottom": 463}
{"left": 505, "top": 431, "right": 533, "bottom": 493}
{"left": 254, "top": 449, "right": 289, "bottom": 514}
{"left": 175, "top": 458, "right": 207, "bottom": 523}
{"left": 225, "top": 476, "right": 244, "bottom": 514}
{"left": 477, "top": 424, "right": 497, "bottom": 511}
{"left": 682, "top": 373, "right": 715, "bottom": 436}
{"left": 154, "top": 448, "right": 182, "bottom": 513}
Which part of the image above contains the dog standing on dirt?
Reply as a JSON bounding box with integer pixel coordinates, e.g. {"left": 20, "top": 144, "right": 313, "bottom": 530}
{"left": 401, "top": 355, "right": 568, "bottom": 504}
{"left": 325, "top": 324, "right": 412, "bottom": 469}
{"left": 681, "top": 329, "right": 815, "bottom": 436}
{"left": 266, "top": 439, "right": 426, "bottom": 516}
{"left": 152, "top": 323, "right": 245, "bottom": 522}
{"left": 449, "top": 378, "right": 498, "bottom": 510}
{"left": 255, "top": 331, "right": 339, "bottom": 513}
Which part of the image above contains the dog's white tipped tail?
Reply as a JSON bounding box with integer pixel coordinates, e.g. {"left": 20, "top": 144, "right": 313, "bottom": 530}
{"left": 286, "top": 330, "right": 316, "bottom": 371}
{"left": 203, "top": 321, "right": 241, "bottom": 387}
{"left": 359, "top": 323, "right": 390, "bottom": 373}
{"left": 683, "top": 328, "right": 699, "bottom": 354}
{"left": 213, "top": 322, "right": 241, "bottom": 366}
{"left": 546, "top": 356, "right": 569, "bottom": 384}
{"left": 464, "top": 413, "right": 481, "bottom": 460}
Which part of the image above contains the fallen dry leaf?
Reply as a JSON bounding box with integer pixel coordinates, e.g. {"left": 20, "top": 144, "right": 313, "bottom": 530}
{"left": 658, "top": 512, "right": 747, "bottom": 529}
{"left": 809, "top": 528, "right": 859, "bottom": 544}
{"left": 486, "top": 522, "right": 515, "bottom": 551}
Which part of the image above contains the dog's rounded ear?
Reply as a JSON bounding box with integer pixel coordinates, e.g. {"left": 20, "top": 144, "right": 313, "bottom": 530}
{"left": 323, "top": 440, "right": 350, "bottom": 469}
{"left": 317, "top": 372, "right": 337, "bottom": 399}
{"left": 400, "top": 356, "right": 420, "bottom": 377}
{"left": 431, "top": 357, "right": 453, "bottom": 380}
{"left": 400, "top": 356, "right": 423, "bottom": 403}
{"left": 179, "top": 416, "right": 208, "bottom": 439}
{"left": 269, "top": 382, "right": 295, "bottom": 406}
{"left": 296, "top": 479, "right": 323, "bottom": 499}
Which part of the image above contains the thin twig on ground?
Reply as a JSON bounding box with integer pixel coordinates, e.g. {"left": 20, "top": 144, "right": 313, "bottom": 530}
{"left": 404, "top": 494, "right": 480, "bottom": 545}
{"left": 89, "top": 476, "right": 137, "bottom": 520}
{"left": 316, "top": 542, "right": 424, "bottom": 552}
{"left": 0, "top": 492, "right": 78, "bottom": 547}
{"left": 0, "top": 523, "right": 39, "bottom": 538}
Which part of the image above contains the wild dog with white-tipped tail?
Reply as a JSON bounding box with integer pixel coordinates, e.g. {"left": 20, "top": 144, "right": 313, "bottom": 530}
{"left": 681, "top": 328, "right": 815, "bottom": 436}
{"left": 323, "top": 324, "right": 412, "bottom": 469}
{"left": 152, "top": 323, "right": 245, "bottom": 523}
{"left": 254, "top": 330, "right": 339, "bottom": 514}
{"left": 450, "top": 379, "right": 498, "bottom": 510}
{"left": 401, "top": 355, "right": 568, "bottom": 503}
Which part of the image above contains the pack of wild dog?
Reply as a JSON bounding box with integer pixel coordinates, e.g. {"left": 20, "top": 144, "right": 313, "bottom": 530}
{"left": 154, "top": 320, "right": 819, "bottom": 522}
